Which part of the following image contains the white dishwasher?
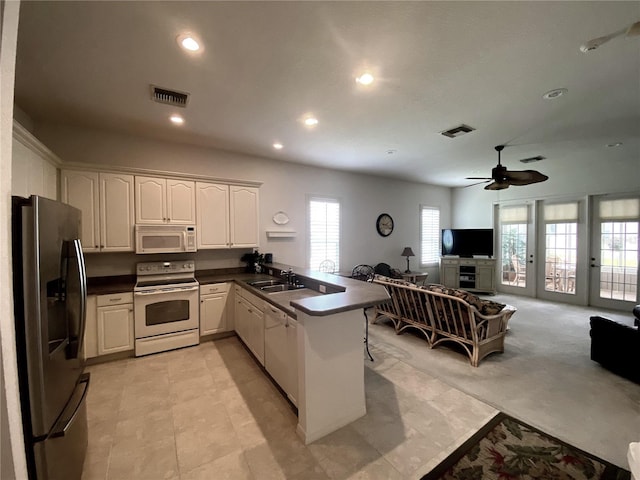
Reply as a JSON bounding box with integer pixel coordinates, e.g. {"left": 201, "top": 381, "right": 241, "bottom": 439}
{"left": 264, "top": 303, "right": 298, "bottom": 406}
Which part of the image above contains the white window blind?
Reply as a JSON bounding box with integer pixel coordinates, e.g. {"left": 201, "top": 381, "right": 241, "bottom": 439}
{"left": 308, "top": 197, "right": 340, "bottom": 271}
{"left": 599, "top": 198, "right": 640, "bottom": 220}
{"left": 544, "top": 202, "right": 578, "bottom": 222}
{"left": 499, "top": 205, "right": 529, "bottom": 223}
{"left": 420, "top": 206, "right": 440, "bottom": 265}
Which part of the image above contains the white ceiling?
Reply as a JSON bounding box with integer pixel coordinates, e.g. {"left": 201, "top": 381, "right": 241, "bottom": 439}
{"left": 13, "top": 1, "right": 640, "bottom": 187}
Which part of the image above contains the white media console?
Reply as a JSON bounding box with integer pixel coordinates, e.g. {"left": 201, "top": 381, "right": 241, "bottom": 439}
{"left": 440, "top": 257, "right": 496, "bottom": 294}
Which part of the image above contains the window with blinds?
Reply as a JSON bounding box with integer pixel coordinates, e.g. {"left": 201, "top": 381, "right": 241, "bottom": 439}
{"left": 308, "top": 197, "right": 340, "bottom": 271}
{"left": 420, "top": 206, "right": 440, "bottom": 265}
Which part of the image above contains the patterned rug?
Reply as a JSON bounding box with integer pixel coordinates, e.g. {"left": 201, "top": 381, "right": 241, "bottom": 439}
{"left": 421, "top": 413, "right": 631, "bottom": 480}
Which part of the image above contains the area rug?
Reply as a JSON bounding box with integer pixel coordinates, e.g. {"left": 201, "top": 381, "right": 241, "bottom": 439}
{"left": 421, "top": 413, "right": 631, "bottom": 480}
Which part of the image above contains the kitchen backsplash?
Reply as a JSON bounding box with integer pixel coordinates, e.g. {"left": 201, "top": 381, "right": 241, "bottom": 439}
{"left": 84, "top": 248, "right": 252, "bottom": 277}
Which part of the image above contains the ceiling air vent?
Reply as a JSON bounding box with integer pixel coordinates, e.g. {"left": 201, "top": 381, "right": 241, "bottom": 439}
{"left": 520, "top": 155, "right": 546, "bottom": 164}
{"left": 440, "top": 124, "right": 475, "bottom": 138}
{"left": 151, "top": 85, "right": 189, "bottom": 107}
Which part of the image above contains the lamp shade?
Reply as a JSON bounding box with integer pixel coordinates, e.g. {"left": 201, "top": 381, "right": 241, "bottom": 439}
{"left": 401, "top": 247, "right": 415, "bottom": 257}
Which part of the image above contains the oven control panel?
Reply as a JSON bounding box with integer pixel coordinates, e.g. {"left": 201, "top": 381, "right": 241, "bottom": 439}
{"left": 136, "top": 261, "right": 195, "bottom": 276}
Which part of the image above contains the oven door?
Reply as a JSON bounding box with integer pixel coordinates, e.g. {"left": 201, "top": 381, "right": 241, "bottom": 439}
{"left": 134, "top": 284, "right": 199, "bottom": 338}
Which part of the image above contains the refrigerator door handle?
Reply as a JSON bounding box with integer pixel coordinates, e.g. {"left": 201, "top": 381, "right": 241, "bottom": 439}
{"left": 66, "top": 239, "right": 87, "bottom": 359}
{"left": 50, "top": 373, "right": 90, "bottom": 439}
{"left": 74, "top": 239, "right": 87, "bottom": 357}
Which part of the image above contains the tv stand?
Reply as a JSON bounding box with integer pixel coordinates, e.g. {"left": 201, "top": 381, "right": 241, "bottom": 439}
{"left": 440, "top": 257, "right": 496, "bottom": 294}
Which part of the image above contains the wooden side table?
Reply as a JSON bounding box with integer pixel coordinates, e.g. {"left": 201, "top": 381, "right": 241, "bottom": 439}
{"left": 401, "top": 271, "right": 429, "bottom": 285}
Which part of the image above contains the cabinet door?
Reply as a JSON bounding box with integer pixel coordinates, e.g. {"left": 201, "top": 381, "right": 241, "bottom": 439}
{"left": 97, "top": 304, "right": 134, "bottom": 355}
{"left": 83, "top": 295, "right": 98, "bottom": 359}
{"left": 196, "top": 182, "right": 229, "bottom": 249}
{"left": 100, "top": 173, "right": 135, "bottom": 251}
{"left": 476, "top": 264, "right": 496, "bottom": 292}
{"left": 286, "top": 318, "right": 298, "bottom": 406}
{"left": 135, "top": 176, "right": 166, "bottom": 224}
{"left": 166, "top": 179, "right": 196, "bottom": 224}
{"left": 248, "top": 307, "right": 265, "bottom": 366}
{"left": 235, "top": 297, "right": 250, "bottom": 345}
{"left": 200, "top": 294, "right": 227, "bottom": 336}
{"left": 61, "top": 170, "right": 100, "bottom": 252}
{"left": 265, "top": 318, "right": 288, "bottom": 391}
{"left": 229, "top": 186, "right": 259, "bottom": 248}
{"left": 442, "top": 264, "right": 459, "bottom": 288}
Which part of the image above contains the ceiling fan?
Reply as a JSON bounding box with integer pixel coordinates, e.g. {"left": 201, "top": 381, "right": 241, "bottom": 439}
{"left": 580, "top": 20, "right": 640, "bottom": 52}
{"left": 466, "top": 145, "right": 549, "bottom": 191}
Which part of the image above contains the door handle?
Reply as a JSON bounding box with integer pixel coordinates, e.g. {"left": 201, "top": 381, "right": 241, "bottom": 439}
{"left": 50, "top": 373, "right": 90, "bottom": 438}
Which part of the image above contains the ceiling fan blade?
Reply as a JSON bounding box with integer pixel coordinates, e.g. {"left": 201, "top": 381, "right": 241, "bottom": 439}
{"left": 504, "top": 169, "right": 549, "bottom": 186}
{"left": 580, "top": 20, "right": 639, "bottom": 52}
{"left": 465, "top": 177, "right": 492, "bottom": 180}
{"left": 464, "top": 179, "right": 491, "bottom": 188}
{"left": 484, "top": 181, "right": 510, "bottom": 191}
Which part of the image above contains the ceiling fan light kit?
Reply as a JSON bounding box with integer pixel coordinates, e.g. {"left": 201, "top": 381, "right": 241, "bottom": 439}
{"left": 466, "top": 145, "right": 548, "bottom": 190}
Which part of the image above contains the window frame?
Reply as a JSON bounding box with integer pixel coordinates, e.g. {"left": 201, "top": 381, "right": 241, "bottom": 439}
{"left": 419, "top": 205, "right": 440, "bottom": 267}
{"left": 307, "top": 195, "right": 341, "bottom": 272}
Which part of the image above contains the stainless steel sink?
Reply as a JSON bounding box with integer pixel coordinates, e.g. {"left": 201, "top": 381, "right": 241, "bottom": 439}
{"left": 247, "top": 279, "right": 285, "bottom": 288}
{"left": 260, "top": 284, "right": 304, "bottom": 293}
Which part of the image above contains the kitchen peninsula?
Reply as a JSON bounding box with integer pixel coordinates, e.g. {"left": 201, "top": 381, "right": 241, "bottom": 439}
{"left": 232, "top": 263, "right": 390, "bottom": 444}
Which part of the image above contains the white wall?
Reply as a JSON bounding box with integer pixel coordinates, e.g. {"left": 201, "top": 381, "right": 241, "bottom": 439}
{"left": 35, "top": 124, "right": 452, "bottom": 278}
{"left": 1, "top": 1, "right": 28, "bottom": 478}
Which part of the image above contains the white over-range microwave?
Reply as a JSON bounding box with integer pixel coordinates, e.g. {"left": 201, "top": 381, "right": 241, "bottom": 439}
{"left": 135, "top": 225, "right": 197, "bottom": 254}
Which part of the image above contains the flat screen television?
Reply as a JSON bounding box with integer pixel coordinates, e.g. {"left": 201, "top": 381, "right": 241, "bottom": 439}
{"left": 441, "top": 228, "right": 494, "bottom": 258}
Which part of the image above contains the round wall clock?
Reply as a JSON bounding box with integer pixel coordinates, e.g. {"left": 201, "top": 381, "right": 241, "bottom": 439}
{"left": 376, "top": 213, "right": 394, "bottom": 237}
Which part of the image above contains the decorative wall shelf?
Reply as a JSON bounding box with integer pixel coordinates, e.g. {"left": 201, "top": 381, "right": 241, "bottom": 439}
{"left": 266, "top": 230, "right": 297, "bottom": 238}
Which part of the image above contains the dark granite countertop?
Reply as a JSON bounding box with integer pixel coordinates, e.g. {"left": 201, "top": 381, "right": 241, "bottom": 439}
{"left": 86, "top": 262, "right": 390, "bottom": 317}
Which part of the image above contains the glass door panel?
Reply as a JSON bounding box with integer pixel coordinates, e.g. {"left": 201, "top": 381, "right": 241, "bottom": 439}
{"left": 497, "top": 204, "right": 535, "bottom": 296}
{"left": 590, "top": 196, "right": 639, "bottom": 310}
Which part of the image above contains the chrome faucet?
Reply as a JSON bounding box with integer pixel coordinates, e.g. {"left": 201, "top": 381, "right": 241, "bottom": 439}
{"left": 281, "top": 268, "right": 295, "bottom": 285}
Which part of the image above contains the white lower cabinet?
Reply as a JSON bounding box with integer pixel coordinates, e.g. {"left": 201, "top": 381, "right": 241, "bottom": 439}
{"left": 96, "top": 292, "right": 134, "bottom": 356}
{"left": 200, "top": 283, "right": 231, "bottom": 336}
{"left": 264, "top": 305, "right": 298, "bottom": 406}
{"left": 234, "top": 286, "right": 264, "bottom": 365}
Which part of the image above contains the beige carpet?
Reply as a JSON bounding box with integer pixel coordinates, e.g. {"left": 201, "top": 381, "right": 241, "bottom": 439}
{"left": 368, "top": 294, "right": 640, "bottom": 469}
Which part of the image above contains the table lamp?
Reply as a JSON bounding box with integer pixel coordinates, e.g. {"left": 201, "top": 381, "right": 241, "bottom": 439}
{"left": 401, "top": 247, "right": 415, "bottom": 273}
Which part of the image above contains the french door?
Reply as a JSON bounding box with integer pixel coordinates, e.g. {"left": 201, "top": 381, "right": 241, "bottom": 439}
{"left": 536, "top": 200, "right": 587, "bottom": 305}
{"left": 497, "top": 204, "right": 535, "bottom": 297}
{"left": 589, "top": 195, "right": 639, "bottom": 310}
{"left": 497, "top": 195, "right": 639, "bottom": 311}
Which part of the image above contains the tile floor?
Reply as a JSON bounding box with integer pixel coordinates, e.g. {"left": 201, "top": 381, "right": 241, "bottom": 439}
{"left": 82, "top": 336, "right": 498, "bottom": 479}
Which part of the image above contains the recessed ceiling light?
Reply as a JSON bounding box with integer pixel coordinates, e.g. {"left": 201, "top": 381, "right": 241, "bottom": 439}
{"left": 176, "top": 33, "right": 201, "bottom": 52}
{"left": 170, "top": 114, "right": 184, "bottom": 125}
{"left": 303, "top": 116, "right": 318, "bottom": 127}
{"left": 273, "top": 142, "right": 283, "bottom": 150}
{"left": 542, "top": 88, "right": 568, "bottom": 100}
{"left": 356, "top": 73, "right": 375, "bottom": 86}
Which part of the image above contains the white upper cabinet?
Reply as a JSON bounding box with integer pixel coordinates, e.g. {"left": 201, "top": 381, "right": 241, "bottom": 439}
{"left": 61, "top": 170, "right": 100, "bottom": 252}
{"left": 135, "top": 176, "right": 195, "bottom": 225}
{"left": 100, "top": 173, "right": 135, "bottom": 251}
{"left": 196, "top": 182, "right": 230, "bottom": 249}
{"left": 230, "top": 186, "right": 259, "bottom": 248}
{"left": 166, "top": 179, "right": 196, "bottom": 224}
{"left": 61, "top": 170, "right": 135, "bottom": 252}
{"left": 12, "top": 123, "right": 60, "bottom": 201}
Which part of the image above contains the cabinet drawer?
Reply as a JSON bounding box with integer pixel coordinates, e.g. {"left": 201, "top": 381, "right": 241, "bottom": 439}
{"left": 97, "top": 292, "right": 133, "bottom": 307}
{"left": 242, "top": 289, "right": 263, "bottom": 310}
{"left": 200, "top": 283, "right": 228, "bottom": 295}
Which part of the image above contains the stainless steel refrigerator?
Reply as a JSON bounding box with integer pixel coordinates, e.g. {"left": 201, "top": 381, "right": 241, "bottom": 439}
{"left": 12, "top": 195, "right": 90, "bottom": 480}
